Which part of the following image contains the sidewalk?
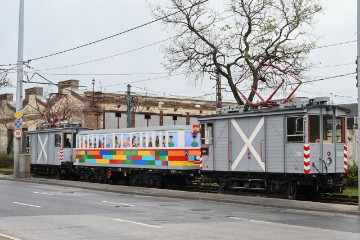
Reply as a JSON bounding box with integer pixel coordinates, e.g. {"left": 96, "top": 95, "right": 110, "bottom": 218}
{"left": 1, "top": 174, "right": 358, "bottom": 215}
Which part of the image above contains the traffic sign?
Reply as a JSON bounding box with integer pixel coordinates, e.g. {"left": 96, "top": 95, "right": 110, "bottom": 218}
{"left": 14, "top": 111, "right": 23, "bottom": 119}
{"left": 13, "top": 130, "right": 22, "bottom": 139}
{"left": 14, "top": 119, "right": 23, "bottom": 129}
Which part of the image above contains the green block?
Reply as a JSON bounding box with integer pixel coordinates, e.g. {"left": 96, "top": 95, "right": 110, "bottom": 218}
{"left": 123, "top": 160, "right": 134, "bottom": 165}
{"left": 123, "top": 151, "right": 138, "bottom": 155}
{"left": 147, "top": 160, "right": 155, "bottom": 165}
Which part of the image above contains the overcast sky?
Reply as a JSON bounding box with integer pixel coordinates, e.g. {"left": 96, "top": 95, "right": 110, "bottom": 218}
{"left": 0, "top": 0, "right": 357, "bottom": 104}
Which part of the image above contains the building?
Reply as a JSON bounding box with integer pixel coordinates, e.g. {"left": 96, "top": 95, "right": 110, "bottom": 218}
{"left": 0, "top": 80, "right": 219, "bottom": 154}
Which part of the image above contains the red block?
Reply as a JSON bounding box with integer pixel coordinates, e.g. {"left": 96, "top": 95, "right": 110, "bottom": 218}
{"left": 168, "top": 156, "right": 188, "bottom": 161}
{"left": 130, "top": 155, "right": 142, "bottom": 160}
{"left": 109, "top": 160, "right": 123, "bottom": 164}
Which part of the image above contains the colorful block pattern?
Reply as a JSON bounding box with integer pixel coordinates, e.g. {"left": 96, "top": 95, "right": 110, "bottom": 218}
{"left": 75, "top": 148, "right": 201, "bottom": 168}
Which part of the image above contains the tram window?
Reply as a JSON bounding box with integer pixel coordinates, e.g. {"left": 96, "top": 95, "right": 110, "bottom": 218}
{"left": 168, "top": 132, "right": 178, "bottom": 147}
{"left": 88, "top": 135, "right": 93, "bottom": 148}
{"left": 92, "top": 135, "right": 98, "bottom": 148}
{"left": 286, "top": 116, "right": 304, "bottom": 142}
{"left": 115, "top": 134, "right": 122, "bottom": 148}
{"left": 72, "top": 133, "right": 77, "bottom": 148}
{"left": 55, "top": 133, "right": 61, "bottom": 147}
{"left": 201, "top": 123, "right": 213, "bottom": 144}
{"left": 63, "top": 133, "right": 72, "bottom": 148}
{"left": 155, "top": 132, "right": 161, "bottom": 147}
{"left": 323, "top": 116, "right": 333, "bottom": 143}
{"left": 147, "top": 132, "right": 154, "bottom": 147}
{"left": 132, "top": 133, "right": 140, "bottom": 148}
{"left": 141, "top": 133, "right": 147, "bottom": 148}
{"left": 336, "top": 117, "right": 345, "bottom": 143}
{"left": 161, "top": 132, "right": 167, "bottom": 147}
{"left": 308, "top": 116, "right": 320, "bottom": 143}
{"left": 106, "top": 134, "right": 113, "bottom": 148}
{"left": 98, "top": 135, "right": 105, "bottom": 148}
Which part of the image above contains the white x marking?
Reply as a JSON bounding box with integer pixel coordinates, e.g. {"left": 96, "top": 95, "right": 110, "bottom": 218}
{"left": 37, "top": 134, "right": 48, "bottom": 163}
{"left": 231, "top": 118, "right": 265, "bottom": 171}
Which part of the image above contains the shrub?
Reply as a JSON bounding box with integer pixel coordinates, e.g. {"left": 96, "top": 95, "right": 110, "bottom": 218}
{"left": 346, "top": 161, "right": 358, "bottom": 188}
{"left": 0, "top": 153, "right": 14, "bottom": 168}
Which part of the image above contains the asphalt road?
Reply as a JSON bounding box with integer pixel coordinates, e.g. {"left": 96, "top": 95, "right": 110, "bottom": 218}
{"left": 0, "top": 179, "right": 359, "bottom": 240}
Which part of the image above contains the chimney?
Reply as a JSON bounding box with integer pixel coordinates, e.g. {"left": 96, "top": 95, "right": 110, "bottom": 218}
{"left": 25, "top": 87, "right": 43, "bottom": 101}
{"left": 58, "top": 80, "right": 80, "bottom": 94}
{"left": 0, "top": 93, "right": 13, "bottom": 102}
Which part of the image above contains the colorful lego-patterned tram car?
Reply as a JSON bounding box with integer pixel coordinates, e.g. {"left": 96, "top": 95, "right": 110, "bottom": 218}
{"left": 75, "top": 125, "right": 201, "bottom": 186}
{"left": 27, "top": 125, "right": 202, "bottom": 187}
{"left": 198, "top": 97, "right": 350, "bottom": 195}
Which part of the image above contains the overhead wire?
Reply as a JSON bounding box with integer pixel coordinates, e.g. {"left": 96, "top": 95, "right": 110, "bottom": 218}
{"left": 313, "top": 40, "right": 356, "bottom": 50}
{"left": 36, "top": 37, "right": 175, "bottom": 71}
{"left": 25, "top": 0, "right": 209, "bottom": 63}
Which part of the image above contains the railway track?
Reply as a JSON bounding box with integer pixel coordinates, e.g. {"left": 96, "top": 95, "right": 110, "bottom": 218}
{"left": 185, "top": 183, "right": 359, "bottom": 205}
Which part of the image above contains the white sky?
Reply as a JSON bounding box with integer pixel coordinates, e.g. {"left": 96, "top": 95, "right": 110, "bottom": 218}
{"left": 0, "top": 0, "right": 357, "bottom": 104}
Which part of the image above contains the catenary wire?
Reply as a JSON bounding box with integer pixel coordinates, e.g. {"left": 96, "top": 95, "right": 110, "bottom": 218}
{"left": 25, "top": 0, "right": 209, "bottom": 63}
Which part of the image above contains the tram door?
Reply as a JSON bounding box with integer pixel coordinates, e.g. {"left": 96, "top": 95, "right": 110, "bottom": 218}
{"left": 308, "top": 115, "right": 346, "bottom": 174}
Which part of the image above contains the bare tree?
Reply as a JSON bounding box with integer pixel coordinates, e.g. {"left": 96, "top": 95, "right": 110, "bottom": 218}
{"left": 28, "top": 93, "right": 83, "bottom": 127}
{"left": 150, "top": 0, "right": 322, "bottom": 105}
{"left": 0, "top": 71, "right": 12, "bottom": 88}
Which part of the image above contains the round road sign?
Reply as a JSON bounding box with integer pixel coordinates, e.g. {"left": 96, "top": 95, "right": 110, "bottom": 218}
{"left": 13, "top": 130, "right": 22, "bottom": 139}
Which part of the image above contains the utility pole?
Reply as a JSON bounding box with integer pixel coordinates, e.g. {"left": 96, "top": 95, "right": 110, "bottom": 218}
{"left": 13, "top": 0, "right": 25, "bottom": 178}
{"left": 92, "top": 78, "right": 95, "bottom": 106}
{"left": 126, "top": 84, "right": 132, "bottom": 128}
{"left": 357, "top": 0, "right": 360, "bottom": 211}
{"left": 215, "top": 69, "right": 222, "bottom": 108}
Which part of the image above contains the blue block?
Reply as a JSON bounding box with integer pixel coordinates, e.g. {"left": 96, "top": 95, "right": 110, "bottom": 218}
{"left": 134, "top": 160, "right": 147, "bottom": 165}
{"left": 100, "top": 150, "right": 110, "bottom": 155}
{"left": 143, "top": 156, "right": 155, "bottom": 161}
{"left": 87, "top": 159, "right": 96, "bottom": 164}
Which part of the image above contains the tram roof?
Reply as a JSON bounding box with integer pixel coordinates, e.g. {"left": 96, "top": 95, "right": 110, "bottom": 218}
{"left": 199, "top": 104, "right": 351, "bottom": 121}
{"left": 77, "top": 125, "right": 194, "bottom": 135}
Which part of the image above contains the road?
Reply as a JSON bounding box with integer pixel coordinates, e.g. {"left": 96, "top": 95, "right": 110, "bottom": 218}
{"left": 0, "top": 179, "right": 359, "bottom": 240}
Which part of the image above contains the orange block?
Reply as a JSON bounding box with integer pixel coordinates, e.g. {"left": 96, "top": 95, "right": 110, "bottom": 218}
{"left": 168, "top": 150, "right": 185, "bottom": 156}
{"left": 188, "top": 150, "right": 201, "bottom": 156}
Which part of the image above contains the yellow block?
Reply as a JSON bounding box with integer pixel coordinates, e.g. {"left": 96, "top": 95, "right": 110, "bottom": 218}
{"left": 97, "top": 159, "right": 110, "bottom": 164}
{"left": 112, "top": 155, "right": 127, "bottom": 160}
{"left": 168, "top": 161, "right": 187, "bottom": 167}
{"left": 138, "top": 150, "right": 151, "bottom": 156}
{"left": 76, "top": 150, "right": 85, "bottom": 155}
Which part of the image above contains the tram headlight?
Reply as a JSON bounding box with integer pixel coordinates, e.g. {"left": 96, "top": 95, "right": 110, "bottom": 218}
{"left": 326, "top": 157, "right": 332, "bottom": 165}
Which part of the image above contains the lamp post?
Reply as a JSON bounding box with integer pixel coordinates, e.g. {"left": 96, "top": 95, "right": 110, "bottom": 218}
{"left": 357, "top": 0, "right": 360, "bottom": 211}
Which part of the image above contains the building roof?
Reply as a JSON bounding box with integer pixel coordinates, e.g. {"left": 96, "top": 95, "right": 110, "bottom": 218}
{"left": 339, "top": 103, "right": 357, "bottom": 118}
